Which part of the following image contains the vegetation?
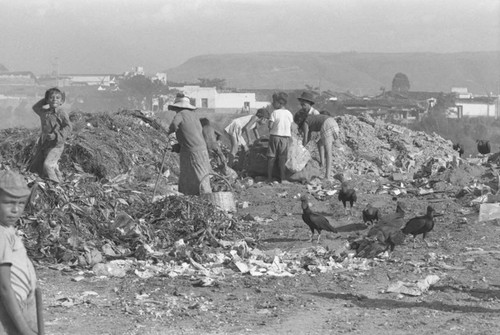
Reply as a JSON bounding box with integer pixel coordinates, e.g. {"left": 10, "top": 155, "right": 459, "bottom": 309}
{"left": 392, "top": 72, "right": 410, "bottom": 94}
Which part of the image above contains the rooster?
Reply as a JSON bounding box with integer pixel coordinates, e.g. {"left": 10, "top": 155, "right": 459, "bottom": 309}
{"left": 337, "top": 176, "right": 357, "bottom": 216}
{"left": 362, "top": 204, "right": 379, "bottom": 225}
{"left": 300, "top": 195, "right": 338, "bottom": 243}
{"left": 402, "top": 206, "right": 436, "bottom": 248}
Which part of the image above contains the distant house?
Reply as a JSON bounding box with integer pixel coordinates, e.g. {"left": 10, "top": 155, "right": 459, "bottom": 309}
{"left": 0, "top": 72, "right": 37, "bottom": 86}
{"left": 59, "top": 74, "right": 117, "bottom": 87}
{"left": 454, "top": 96, "right": 499, "bottom": 118}
{"left": 170, "top": 85, "right": 269, "bottom": 113}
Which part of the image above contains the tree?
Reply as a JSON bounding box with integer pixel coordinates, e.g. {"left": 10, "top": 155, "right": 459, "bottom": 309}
{"left": 119, "top": 75, "right": 169, "bottom": 109}
{"left": 391, "top": 73, "right": 410, "bottom": 94}
{"left": 197, "top": 78, "right": 226, "bottom": 90}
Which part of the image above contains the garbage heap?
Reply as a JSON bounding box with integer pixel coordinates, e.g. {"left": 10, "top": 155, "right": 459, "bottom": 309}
{"left": 1, "top": 110, "right": 184, "bottom": 189}
{"left": 331, "top": 114, "right": 459, "bottom": 177}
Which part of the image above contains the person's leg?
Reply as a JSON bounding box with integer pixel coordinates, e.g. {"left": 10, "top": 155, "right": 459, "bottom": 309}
{"left": 228, "top": 133, "right": 238, "bottom": 166}
{"left": 43, "top": 146, "right": 64, "bottom": 182}
{"left": 324, "top": 139, "right": 333, "bottom": 179}
{"left": 267, "top": 157, "right": 276, "bottom": 182}
{"left": 267, "top": 136, "right": 277, "bottom": 182}
{"left": 317, "top": 140, "right": 325, "bottom": 167}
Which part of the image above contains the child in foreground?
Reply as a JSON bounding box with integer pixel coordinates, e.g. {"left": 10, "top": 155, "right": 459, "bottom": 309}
{"left": 0, "top": 170, "right": 42, "bottom": 335}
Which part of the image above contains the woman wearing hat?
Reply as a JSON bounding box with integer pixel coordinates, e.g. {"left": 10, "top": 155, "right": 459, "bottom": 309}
{"left": 297, "top": 91, "right": 320, "bottom": 116}
{"left": 168, "top": 94, "right": 212, "bottom": 195}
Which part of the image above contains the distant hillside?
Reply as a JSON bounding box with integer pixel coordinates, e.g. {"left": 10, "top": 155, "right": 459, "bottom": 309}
{"left": 166, "top": 52, "right": 500, "bottom": 95}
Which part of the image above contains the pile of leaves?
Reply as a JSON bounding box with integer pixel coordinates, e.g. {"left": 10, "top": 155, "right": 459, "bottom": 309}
{"left": 20, "top": 173, "right": 241, "bottom": 267}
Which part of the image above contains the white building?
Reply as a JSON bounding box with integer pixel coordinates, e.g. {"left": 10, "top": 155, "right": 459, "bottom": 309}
{"left": 170, "top": 85, "right": 269, "bottom": 113}
{"left": 455, "top": 96, "right": 499, "bottom": 118}
{"left": 59, "top": 74, "right": 116, "bottom": 87}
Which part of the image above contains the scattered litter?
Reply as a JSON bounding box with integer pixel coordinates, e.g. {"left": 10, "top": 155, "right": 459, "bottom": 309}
{"left": 386, "top": 275, "right": 440, "bottom": 296}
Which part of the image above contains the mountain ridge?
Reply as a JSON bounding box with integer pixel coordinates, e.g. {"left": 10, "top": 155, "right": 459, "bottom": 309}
{"left": 166, "top": 51, "right": 500, "bottom": 95}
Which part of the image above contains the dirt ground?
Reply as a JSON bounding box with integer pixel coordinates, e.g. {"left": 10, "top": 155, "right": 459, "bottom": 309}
{"left": 35, "top": 172, "right": 500, "bottom": 335}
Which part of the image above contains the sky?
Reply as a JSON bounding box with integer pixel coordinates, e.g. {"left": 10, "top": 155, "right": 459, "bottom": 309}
{"left": 0, "top": 0, "right": 499, "bottom": 75}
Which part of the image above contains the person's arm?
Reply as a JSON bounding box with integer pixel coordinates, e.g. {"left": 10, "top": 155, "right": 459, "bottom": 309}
{"left": 302, "top": 122, "right": 310, "bottom": 146}
{"left": 168, "top": 113, "right": 182, "bottom": 135}
{"left": 55, "top": 108, "right": 72, "bottom": 143}
{"left": 253, "top": 128, "right": 260, "bottom": 141}
{"left": 32, "top": 99, "right": 47, "bottom": 116}
{"left": 0, "top": 265, "right": 37, "bottom": 335}
{"left": 241, "top": 116, "right": 258, "bottom": 143}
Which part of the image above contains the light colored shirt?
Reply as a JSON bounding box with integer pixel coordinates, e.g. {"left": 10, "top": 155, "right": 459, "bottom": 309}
{"left": 224, "top": 115, "right": 256, "bottom": 134}
{"left": 0, "top": 226, "right": 37, "bottom": 302}
{"left": 269, "top": 108, "right": 293, "bottom": 137}
{"left": 308, "top": 107, "right": 320, "bottom": 115}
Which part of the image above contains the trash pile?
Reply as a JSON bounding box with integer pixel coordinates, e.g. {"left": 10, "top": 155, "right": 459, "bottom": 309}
{"left": 20, "top": 173, "right": 241, "bottom": 268}
{"left": 331, "top": 114, "right": 459, "bottom": 177}
{"left": 0, "top": 110, "right": 175, "bottom": 181}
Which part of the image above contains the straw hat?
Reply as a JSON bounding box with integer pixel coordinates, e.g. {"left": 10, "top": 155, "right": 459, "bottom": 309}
{"left": 168, "top": 94, "right": 196, "bottom": 111}
{"left": 298, "top": 91, "right": 315, "bottom": 105}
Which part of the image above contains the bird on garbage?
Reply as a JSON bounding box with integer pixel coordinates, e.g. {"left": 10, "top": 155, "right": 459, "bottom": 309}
{"left": 338, "top": 177, "right": 357, "bottom": 216}
{"left": 377, "top": 201, "right": 407, "bottom": 229}
{"left": 476, "top": 140, "right": 491, "bottom": 155}
{"left": 453, "top": 143, "right": 464, "bottom": 157}
{"left": 362, "top": 204, "right": 379, "bottom": 225}
{"left": 402, "top": 206, "right": 436, "bottom": 248}
{"left": 350, "top": 201, "right": 407, "bottom": 258}
{"left": 300, "top": 194, "right": 338, "bottom": 243}
{"left": 354, "top": 224, "right": 406, "bottom": 258}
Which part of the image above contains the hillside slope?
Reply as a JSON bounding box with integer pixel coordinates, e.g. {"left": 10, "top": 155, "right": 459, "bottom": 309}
{"left": 166, "top": 51, "right": 500, "bottom": 95}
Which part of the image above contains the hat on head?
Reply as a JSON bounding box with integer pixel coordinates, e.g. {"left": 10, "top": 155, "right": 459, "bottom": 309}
{"left": 272, "top": 92, "right": 288, "bottom": 105}
{"left": 255, "top": 108, "right": 270, "bottom": 119}
{"left": 298, "top": 91, "right": 315, "bottom": 105}
{"left": 0, "top": 170, "right": 31, "bottom": 197}
{"left": 168, "top": 93, "right": 196, "bottom": 111}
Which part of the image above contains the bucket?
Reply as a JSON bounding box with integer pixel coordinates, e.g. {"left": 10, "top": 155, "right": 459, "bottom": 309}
{"left": 199, "top": 172, "right": 237, "bottom": 212}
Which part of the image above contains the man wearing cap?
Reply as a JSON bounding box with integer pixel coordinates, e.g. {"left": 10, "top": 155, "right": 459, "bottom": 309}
{"left": 267, "top": 92, "right": 293, "bottom": 183}
{"left": 168, "top": 94, "right": 212, "bottom": 195}
{"left": 224, "top": 108, "right": 270, "bottom": 166}
{"left": 298, "top": 91, "right": 320, "bottom": 116}
{"left": 0, "top": 170, "right": 42, "bottom": 335}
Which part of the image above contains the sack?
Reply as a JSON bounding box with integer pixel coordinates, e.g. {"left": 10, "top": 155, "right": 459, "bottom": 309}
{"left": 285, "top": 136, "right": 311, "bottom": 173}
{"left": 288, "top": 162, "right": 322, "bottom": 183}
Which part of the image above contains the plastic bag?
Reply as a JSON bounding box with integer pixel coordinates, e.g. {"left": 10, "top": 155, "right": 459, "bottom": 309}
{"left": 285, "top": 136, "right": 311, "bottom": 173}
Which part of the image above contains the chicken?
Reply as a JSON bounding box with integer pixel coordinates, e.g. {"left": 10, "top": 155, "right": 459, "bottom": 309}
{"left": 402, "top": 206, "right": 436, "bottom": 248}
{"left": 477, "top": 140, "right": 491, "bottom": 155}
{"left": 355, "top": 225, "right": 406, "bottom": 258}
{"left": 377, "top": 201, "right": 406, "bottom": 228}
{"left": 350, "top": 202, "right": 407, "bottom": 258}
{"left": 338, "top": 177, "right": 357, "bottom": 216}
{"left": 362, "top": 204, "right": 379, "bottom": 225}
{"left": 301, "top": 195, "right": 338, "bottom": 242}
{"left": 453, "top": 143, "right": 464, "bottom": 157}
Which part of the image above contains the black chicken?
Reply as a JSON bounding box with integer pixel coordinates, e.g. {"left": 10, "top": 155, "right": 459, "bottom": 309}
{"left": 377, "top": 201, "right": 406, "bottom": 228}
{"left": 351, "top": 202, "right": 407, "bottom": 258}
{"left": 338, "top": 177, "right": 357, "bottom": 216}
{"left": 477, "top": 140, "right": 491, "bottom": 155}
{"left": 402, "top": 206, "right": 436, "bottom": 248}
{"left": 362, "top": 204, "right": 379, "bottom": 225}
{"left": 453, "top": 143, "right": 464, "bottom": 157}
{"left": 301, "top": 195, "right": 338, "bottom": 242}
{"left": 355, "top": 225, "right": 406, "bottom": 258}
